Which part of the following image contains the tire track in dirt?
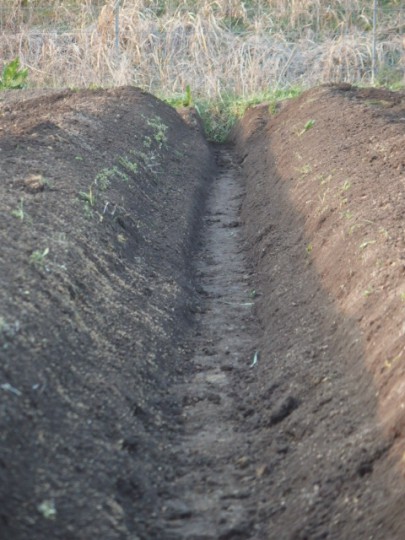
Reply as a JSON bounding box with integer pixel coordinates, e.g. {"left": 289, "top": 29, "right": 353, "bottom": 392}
{"left": 160, "top": 148, "right": 260, "bottom": 539}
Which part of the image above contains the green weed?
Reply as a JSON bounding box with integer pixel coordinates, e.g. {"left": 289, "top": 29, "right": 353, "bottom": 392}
{"left": 30, "top": 247, "right": 49, "bottom": 267}
{"left": 37, "top": 500, "right": 57, "bottom": 520}
{"left": 118, "top": 156, "right": 138, "bottom": 175}
{"left": 183, "top": 84, "right": 193, "bottom": 107}
{"left": 0, "top": 58, "right": 28, "bottom": 90}
{"left": 82, "top": 203, "right": 93, "bottom": 219}
{"left": 299, "top": 164, "right": 312, "bottom": 176}
{"left": 341, "top": 180, "right": 351, "bottom": 191}
{"left": 113, "top": 166, "right": 129, "bottom": 182}
{"left": 147, "top": 116, "right": 168, "bottom": 147}
{"left": 299, "top": 119, "right": 315, "bottom": 136}
{"left": 78, "top": 186, "right": 95, "bottom": 206}
{"left": 143, "top": 136, "right": 152, "bottom": 149}
{"left": 11, "top": 199, "right": 25, "bottom": 221}
{"left": 94, "top": 168, "right": 114, "bottom": 190}
{"left": 117, "top": 233, "right": 127, "bottom": 244}
{"left": 359, "top": 240, "right": 376, "bottom": 250}
{"left": 164, "top": 86, "right": 303, "bottom": 142}
{"left": 363, "top": 287, "right": 374, "bottom": 297}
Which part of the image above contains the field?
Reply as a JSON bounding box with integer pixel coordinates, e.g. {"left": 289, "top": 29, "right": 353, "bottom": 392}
{"left": 1, "top": 0, "right": 405, "bottom": 96}
{"left": 1, "top": 1, "right": 405, "bottom": 539}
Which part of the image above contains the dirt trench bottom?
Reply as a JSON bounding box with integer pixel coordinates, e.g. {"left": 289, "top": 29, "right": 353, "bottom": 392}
{"left": 159, "top": 148, "right": 259, "bottom": 539}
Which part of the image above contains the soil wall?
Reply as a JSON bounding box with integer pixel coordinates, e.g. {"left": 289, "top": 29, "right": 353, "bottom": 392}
{"left": 0, "top": 87, "right": 213, "bottom": 539}
{"left": 231, "top": 85, "right": 405, "bottom": 538}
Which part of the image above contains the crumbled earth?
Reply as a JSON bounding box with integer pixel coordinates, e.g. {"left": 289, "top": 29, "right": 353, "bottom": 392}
{"left": 231, "top": 85, "right": 405, "bottom": 539}
{"left": 0, "top": 87, "right": 213, "bottom": 539}
{"left": 1, "top": 84, "right": 405, "bottom": 540}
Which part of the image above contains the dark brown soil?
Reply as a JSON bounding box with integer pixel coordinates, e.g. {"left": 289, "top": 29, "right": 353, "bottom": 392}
{"left": 1, "top": 84, "right": 405, "bottom": 539}
{"left": 0, "top": 87, "right": 213, "bottom": 539}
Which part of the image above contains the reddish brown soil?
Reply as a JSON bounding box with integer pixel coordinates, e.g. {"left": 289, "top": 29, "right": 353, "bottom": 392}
{"left": 231, "top": 85, "right": 405, "bottom": 539}
{"left": 1, "top": 84, "right": 405, "bottom": 539}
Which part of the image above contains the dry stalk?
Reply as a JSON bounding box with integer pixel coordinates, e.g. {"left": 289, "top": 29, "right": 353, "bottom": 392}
{"left": 0, "top": 0, "right": 403, "bottom": 93}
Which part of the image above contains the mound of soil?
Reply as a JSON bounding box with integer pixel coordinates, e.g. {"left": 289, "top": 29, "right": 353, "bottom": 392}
{"left": 0, "top": 87, "right": 213, "bottom": 539}
{"left": 231, "top": 84, "right": 405, "bottom": 538}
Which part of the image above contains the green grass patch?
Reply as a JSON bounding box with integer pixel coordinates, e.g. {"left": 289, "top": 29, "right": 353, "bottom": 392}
{"left": 0, "top": 58, "right": 28, "bottom": 90}
{"left": 164, "top": 86, "right": 303, "bottom": 142}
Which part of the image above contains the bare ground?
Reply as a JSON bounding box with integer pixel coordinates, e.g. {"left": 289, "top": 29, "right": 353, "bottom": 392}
{"left": 1, "top": 84, "right": 405, "bottom": 539}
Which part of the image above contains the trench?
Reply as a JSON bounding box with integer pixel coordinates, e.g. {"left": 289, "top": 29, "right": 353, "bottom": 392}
{"left": 151, "top": 131, "right": 398, "bottom": 539}
{"left": 3, "top": 88, "right": 404, "bottom": 540}
{"left": 158, "top": 147, "right": 260, "bottom": 539}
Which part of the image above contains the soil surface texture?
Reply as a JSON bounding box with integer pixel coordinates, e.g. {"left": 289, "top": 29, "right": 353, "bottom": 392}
{"left": 1, "top": 84, "right": 405, "bottom": 540}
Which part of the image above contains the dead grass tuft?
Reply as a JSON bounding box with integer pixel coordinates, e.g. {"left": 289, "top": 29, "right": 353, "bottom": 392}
{"left": 0, "top": 0, "right": 404, "bottom": 93}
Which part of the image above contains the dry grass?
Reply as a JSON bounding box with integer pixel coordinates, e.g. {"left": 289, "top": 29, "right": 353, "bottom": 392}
{"left": 0, "top": 0, "right": 404, "bottom": 94}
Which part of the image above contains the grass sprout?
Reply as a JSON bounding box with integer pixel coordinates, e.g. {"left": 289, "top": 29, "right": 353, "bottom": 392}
{"left": 30, "top": 247, "right": 49, "bottom": 267}
{"left": 299, "top": 119, "right": 315, "bottom": 135}
{"left": 11, "top": 199, "right": 25, "bottom": 221}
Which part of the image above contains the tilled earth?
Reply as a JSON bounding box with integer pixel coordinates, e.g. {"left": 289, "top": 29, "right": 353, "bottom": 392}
{"left": 1, "top": 85, "right": 405, "bottom": 539}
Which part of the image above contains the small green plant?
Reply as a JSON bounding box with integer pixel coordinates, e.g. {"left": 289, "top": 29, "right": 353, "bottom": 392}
{"left": 113, "top": 166, "right": 129, "bottom": 182}
{"left": 143, "top": 135, "right": 152, "bottom": 149}
{"left": 306, "top": 243, "right": 313, "bottom": 254}
{"left": 78, "top": 186, "right": 95, "bottom": 206}
{"left": 183, "top": 84, "right": 193, "bottom": 107}
{"left": 399, "top": 292, "right": 405, "bottom": 302}
{"left": 118, "top": 156, "right": 138, "bottom": 175}
{"left": 363, "top": 287, "right": 374, "bottom": 297}
{"left": 165, "top": 87, "right": 302, "bottom": 142}
{"left": 298, "top": 164, "right": 312, "bottom": 176}
{"left": 359, "top": 240, "right": 376, "bottom": 250}
{"left": 78, "top": 186, "right": 96, "bottom": 217}
{"left": 94, "top": 168, "right": 115, "bottom": 190}
{"left": 341, "top": 180, "right": 351, "bottom": 192}
{"left": 147, "top": 116, "right": 168, "bottom": 147}
{"left": 37, "top": 500, "right": 57, "bottom": 520}
{"left": 11, "top": 199, "right": 25, "bottom": 221}
{"left": 0, "top": 58, "right": 28, "bottom": 90}
{"left": 30, "top": 247, "right": 49, "bottom": 267}
{"left": 299, "top": 119, "right": 315, "bottom": 135}
{"left": 268, "top": 99, "right": 277, "bottom": 114}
